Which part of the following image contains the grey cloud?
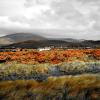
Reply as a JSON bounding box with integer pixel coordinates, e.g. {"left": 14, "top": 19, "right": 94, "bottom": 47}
{"left": 9, "top": 16, "right": 29, "bottom": 24}
{"left": 78, "top": 0, "right": 100, "bottom": 3}
{"left": 12, "top": 0, "right": 99, "bottom": 30}
{"left": 0, "top": 0, "right": 100, "bottom": 40}
{"left": 24, "top": 0, "right": 40, "bottom": 7}
{"left": 42, "top": 0, "right": 90, "bottom": 29}
{"left": 24, "top": 0, "right": 33, "bottom": 7}
{"left": 23, "top": 0, "right": 100, "bottom": 39}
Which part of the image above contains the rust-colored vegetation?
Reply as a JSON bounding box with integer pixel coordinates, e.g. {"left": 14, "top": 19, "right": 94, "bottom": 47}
{"left": 0, "top": 49, "right": 100, "bottom": 64}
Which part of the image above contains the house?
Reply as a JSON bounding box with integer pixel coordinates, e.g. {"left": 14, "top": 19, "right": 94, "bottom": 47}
{"left": 38, "top": 47, "right": 51, "bottom": 51}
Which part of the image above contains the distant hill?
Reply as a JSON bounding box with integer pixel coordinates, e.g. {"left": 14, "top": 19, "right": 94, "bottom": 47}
{"left": 2, "top": 39, "right": 100, "bottom": 49}
{"left": 2, "top": 40, "right": 67, "bottom": 49}
{"left": 54, "top": 38, "right": 84, "bottom": 43}
{"left": 0, "top": 33, "right": 46, "bottom": 46}
{"left": 0, "top": 33, "right": 100, "bottom": 49}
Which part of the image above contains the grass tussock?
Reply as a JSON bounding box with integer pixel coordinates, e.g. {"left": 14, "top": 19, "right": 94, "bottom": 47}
{"left": 0, "top": 61, "right": 100, "bottom": 81}
{"left": 0, "top": 74, "right": 100, "bottom": 100}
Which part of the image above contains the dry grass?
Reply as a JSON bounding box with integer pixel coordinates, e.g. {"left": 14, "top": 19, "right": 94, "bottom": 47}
{"left": 0, "top": 74, "right": 100, "bottom": 100}
{"left": 0, "top": 61, "right": 100, "bottom": 81}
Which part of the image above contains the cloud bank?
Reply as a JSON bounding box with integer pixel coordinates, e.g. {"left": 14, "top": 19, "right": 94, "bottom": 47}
{"left": 0, "top": 0, "right": 100, "bottom": 40}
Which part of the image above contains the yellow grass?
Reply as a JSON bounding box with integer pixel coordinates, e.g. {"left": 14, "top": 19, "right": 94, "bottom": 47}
{"left": 0, "top": 74, "right": 100, "bottom": 100}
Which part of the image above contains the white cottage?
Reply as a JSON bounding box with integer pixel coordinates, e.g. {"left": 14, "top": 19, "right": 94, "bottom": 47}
{"left": 38, "top": 47, "right": 51, "bottom": 51}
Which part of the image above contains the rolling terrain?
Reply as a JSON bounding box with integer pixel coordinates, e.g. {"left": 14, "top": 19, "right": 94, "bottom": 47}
{"left": 0, "top": 33, "right": 46, "bottom": 46}
{"left": 0, "top": 33, "right": 100, "bottom": 100}
{"left": 2, "top": 39, "right": 100, "bottom": 49}
{"left": 0, "top": 33, "right": 100, "bottom": 49}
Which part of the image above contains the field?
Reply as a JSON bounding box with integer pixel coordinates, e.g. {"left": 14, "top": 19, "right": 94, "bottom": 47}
{"left": 0, "top": 49, "right": 100, "bottom": 100}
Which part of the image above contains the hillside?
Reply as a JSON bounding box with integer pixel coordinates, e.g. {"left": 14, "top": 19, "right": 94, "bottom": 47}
{"left": 0, "top": 33, "right": 100, "bottom": 49}
{"left": 0, "top": 33, "right": 46, "bottom": 46}
{"left": 2, "top": 39, "right": 100, "bottom": 49}
{"left": 2, "top": 40, "right": 67, "bottom": 49}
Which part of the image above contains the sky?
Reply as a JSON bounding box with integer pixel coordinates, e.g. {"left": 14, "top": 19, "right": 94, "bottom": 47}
{"left": 0, "top": 0, "right": 100, "bottom": 40}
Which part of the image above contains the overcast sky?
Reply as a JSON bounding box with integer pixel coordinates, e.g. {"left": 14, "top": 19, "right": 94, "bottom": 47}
{"left": 0, "top": 0, "right": 100, "bottom": 40}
